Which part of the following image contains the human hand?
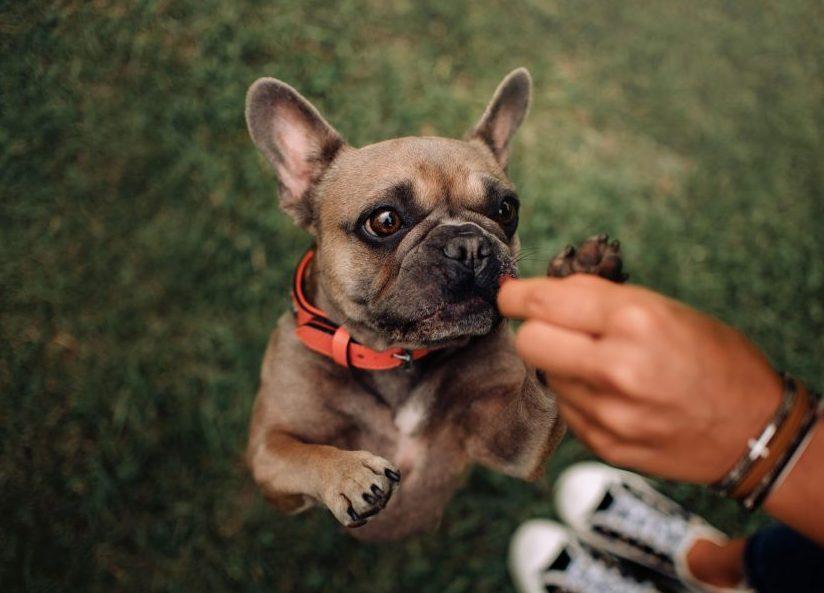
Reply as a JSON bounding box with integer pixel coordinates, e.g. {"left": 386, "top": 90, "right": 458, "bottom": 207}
{"left": 498, "top": 275, "right": 783, "bottom": 484}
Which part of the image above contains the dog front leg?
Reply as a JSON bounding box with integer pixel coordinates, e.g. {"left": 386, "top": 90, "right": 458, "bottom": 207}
{"left": 464, "top": 372, "right": 565, "bottom": 481}
{"left": 247, "top": 430, "right": 401, "bottom": 528}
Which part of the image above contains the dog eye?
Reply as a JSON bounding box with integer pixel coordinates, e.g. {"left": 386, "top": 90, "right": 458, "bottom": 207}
{"left": 493, "top": 196, "right": 519, "bottom": 225}
{"left": 365, "top": 207, "right": 403, "bottom": 237}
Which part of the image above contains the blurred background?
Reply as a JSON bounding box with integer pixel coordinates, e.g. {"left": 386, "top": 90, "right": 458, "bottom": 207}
{"left": 2, "top": 1, "right": 822, "bottom": 591}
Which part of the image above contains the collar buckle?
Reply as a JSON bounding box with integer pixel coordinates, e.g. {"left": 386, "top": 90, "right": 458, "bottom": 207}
{"left": 291, "top": 249, "right": 431, "bottom": 371}
{"left": 392, "top": 350, "right": 414, "bottom": 369}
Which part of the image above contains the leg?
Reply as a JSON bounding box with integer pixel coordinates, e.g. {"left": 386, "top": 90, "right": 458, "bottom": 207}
{"left": 687, "top": 523, "right": 824, "bottom": 592}
{"left": 247, "top": 430, "right": 401, "bottom": 528}
{"left": 547, "top": 233, "right": 628, "bottom": 283}
{"left": 687, "top": 538, "right": 747, "bottom": 588}
{"left": 741, "top": 524, "right": 824, "bottom": 593}
{"left": 465, "top": 371, "right": 565, "bottom": 480}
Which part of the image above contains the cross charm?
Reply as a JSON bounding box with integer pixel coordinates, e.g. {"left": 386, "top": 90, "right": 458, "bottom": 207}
{"left": 748, "top": 424, "right": 776, "bottom": 461}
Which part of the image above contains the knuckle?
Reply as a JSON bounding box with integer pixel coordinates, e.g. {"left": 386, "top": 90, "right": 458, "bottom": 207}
{"left": 584, "top": 399, "right": 637, "bottom": 442}
{"left": 603, "top": 409, "right": 639, "bottom": 442}
{"left": 630, "top": 411, "right": 669, "bottom": 443}
{"left": 340, "top": 477, "right": 358, "bottom": 491}
{"left": 609, "top": 303, "right": 660, "bottom": 336}
{"left": 586, "top": 430, "right": 618, "bottom": 459}
{"left": 525, "top": 289, "right": 551, "bottom": 318}
{"left": 589, "top": 362, "right": 617, "bottom": 387}
{"left": 515, "top": 320, "right": 537, "bottom": 343}
{"left": 515, "top": 321, "right": 543, "bottom": 355}
{"left": 604, "top": 363, "right": 642, "bottom": 393}
{"left": 602, "top": 346, "right": 653, "bottom": 393}
{"left": 581, "top": 429, "right": 624, "bottom": 464}
{"left": 588, "top": 402, "right": 615, "bottom": 429}
{"left": 598, "top": 442, "right": 626, "bottom": 466}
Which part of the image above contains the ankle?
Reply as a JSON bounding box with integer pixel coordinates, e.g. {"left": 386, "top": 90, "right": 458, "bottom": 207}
{"left": 686, "top": 538, "right": 747, "bottom": 588}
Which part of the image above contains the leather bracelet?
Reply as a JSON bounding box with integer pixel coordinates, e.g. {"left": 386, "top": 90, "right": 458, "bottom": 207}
{"left": 741, "top": 385, "right": 823, "bottom": 510}
{"left": 728, "top": 377, "right": 811, "bottom": 502}
{"left": 713, "top": 374, "right": 796, "bottom": 498}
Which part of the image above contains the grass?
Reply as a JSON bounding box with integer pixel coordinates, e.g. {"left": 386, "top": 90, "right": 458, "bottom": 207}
{"left": 1, "top": 1, "right": 822, "bottom": 591}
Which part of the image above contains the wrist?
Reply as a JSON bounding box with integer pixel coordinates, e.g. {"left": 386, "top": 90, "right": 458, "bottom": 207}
{"left": 713, "top": 367, "right": 783, "bottom": 482}
{"left": 763, "top": 415, "right": 824, "bottom": 545}
{"left": 713, "top": 375, "right": 822, "bottom": 510}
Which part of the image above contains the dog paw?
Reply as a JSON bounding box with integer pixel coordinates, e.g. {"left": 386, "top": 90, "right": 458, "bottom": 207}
{"left": 321, "top": 451, "right": 401, "bottom": 528}
{"left": 547, "top": 233, "right": 628, "bottom": 283}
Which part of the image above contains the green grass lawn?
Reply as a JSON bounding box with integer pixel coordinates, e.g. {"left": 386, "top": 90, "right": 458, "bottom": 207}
{"left": 2, "top": 1, "right": 822, "bottom": 591}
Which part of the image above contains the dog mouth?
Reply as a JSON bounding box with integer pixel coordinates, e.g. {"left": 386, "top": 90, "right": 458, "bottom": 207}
{"left": 366, "top": 248, "right": 517, "bottom": 347}
{"left": 432, "top": 294, "right": 493, "bottom": 319}
{"left": 372, "top": 292, "right": 500, "bottom": 347}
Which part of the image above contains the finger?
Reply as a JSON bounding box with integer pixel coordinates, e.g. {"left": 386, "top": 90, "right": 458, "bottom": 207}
{"left": 556, "top": 399, "right": 602, "bottom": 449}
{"left": 498, "top": 276, "right": 617, "bottom": 334}
{"left": 553, "top": 377, "right": 670, "bottom": 451}
{"left": 552, "top": 378, "right": 621, "bottom": 431}
{"left": 515, "top": 320, "right": 604, "bottom": 381}
{"left": 557, "top": 400, "right": 650, "bottom": 469}
{"left": 547, "top": 376, "right": 598, "bottom": 411}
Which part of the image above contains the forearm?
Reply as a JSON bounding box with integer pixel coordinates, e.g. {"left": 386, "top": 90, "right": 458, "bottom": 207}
{"left": 763, "top": 418, "right": 824, "bottom": 546}
{"left": 498, "top": 276, "right": 824, "bottom": 540}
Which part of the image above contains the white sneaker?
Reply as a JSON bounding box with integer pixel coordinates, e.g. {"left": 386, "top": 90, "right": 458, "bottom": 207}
{"left": 509, "top": 519, "right": 667, "bottom": 593}
{"left": 555, "top": 462, "right": 752, "bottom": 593}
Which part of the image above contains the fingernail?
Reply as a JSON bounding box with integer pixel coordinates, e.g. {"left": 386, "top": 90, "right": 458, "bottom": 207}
{"left": 363, "top": 493, "right": 376, "bottom": 505}
{"left": 371, "top": 484, "right": 384, "bottom": 496}
{"left": 384, "top": 468, "right": 401, "bottom": 482}
{"left": 347, "top": 507, "right": 360, "bottom": 522}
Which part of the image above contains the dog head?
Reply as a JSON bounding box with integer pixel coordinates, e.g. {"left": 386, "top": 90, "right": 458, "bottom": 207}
{"left": 246, "top": 69, "right": 531, "bottom": 350}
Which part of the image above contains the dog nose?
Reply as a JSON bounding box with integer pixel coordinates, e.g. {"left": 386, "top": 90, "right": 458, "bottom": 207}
{"left": 442, "top": 232, "right": 492, "bottom": 272}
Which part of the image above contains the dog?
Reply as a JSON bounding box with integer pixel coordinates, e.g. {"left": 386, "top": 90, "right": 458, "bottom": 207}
{"left": 244, "top": 68, "right": 626, "bottom": 541}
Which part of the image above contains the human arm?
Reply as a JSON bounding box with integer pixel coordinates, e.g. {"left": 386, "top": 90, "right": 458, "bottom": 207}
{"left": 498, "top": 275, "right": 824, "bottom": 544}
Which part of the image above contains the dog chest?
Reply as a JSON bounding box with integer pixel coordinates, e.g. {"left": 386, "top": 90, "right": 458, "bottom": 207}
{"left": 393, "top": 396, "right": 427, "bottom": 436}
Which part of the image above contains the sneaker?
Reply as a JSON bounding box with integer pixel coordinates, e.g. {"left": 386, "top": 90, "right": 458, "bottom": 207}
{"left": 555, "top": 462, "right": 752, "bottom": 593}
{"left": 509, "top": 519, "right": 667, "bottom": 593}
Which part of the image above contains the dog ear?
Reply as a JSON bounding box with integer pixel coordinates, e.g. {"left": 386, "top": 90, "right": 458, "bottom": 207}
{"left": 468, "top": 68, "right": 531, "bottom": 169}
{"left": 246, "top": 78, "right": 345, "bottom": 228}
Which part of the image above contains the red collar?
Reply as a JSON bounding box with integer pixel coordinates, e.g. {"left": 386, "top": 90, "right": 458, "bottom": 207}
{"left": 291, "top": 250, "right": 432, "bottom": 370}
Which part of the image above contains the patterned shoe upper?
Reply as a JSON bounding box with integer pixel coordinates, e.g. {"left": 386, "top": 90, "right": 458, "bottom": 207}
{"left": 587, "top": 481, "right": 692, "bottom": 576}
{"left": 543, "top": 538, "right": 665, "bottom": 593}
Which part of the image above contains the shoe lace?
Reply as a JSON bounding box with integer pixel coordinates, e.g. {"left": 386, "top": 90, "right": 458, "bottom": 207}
{"left": 544, "top": 544, "right": 661, "bottom": 593}
{"left": 592, "top": 483, "right": 689, "bottom": 560}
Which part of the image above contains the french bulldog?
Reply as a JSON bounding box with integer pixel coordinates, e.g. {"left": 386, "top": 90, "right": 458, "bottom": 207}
{"left": 244, "top": 68, "right": 626, "bottom": 541}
